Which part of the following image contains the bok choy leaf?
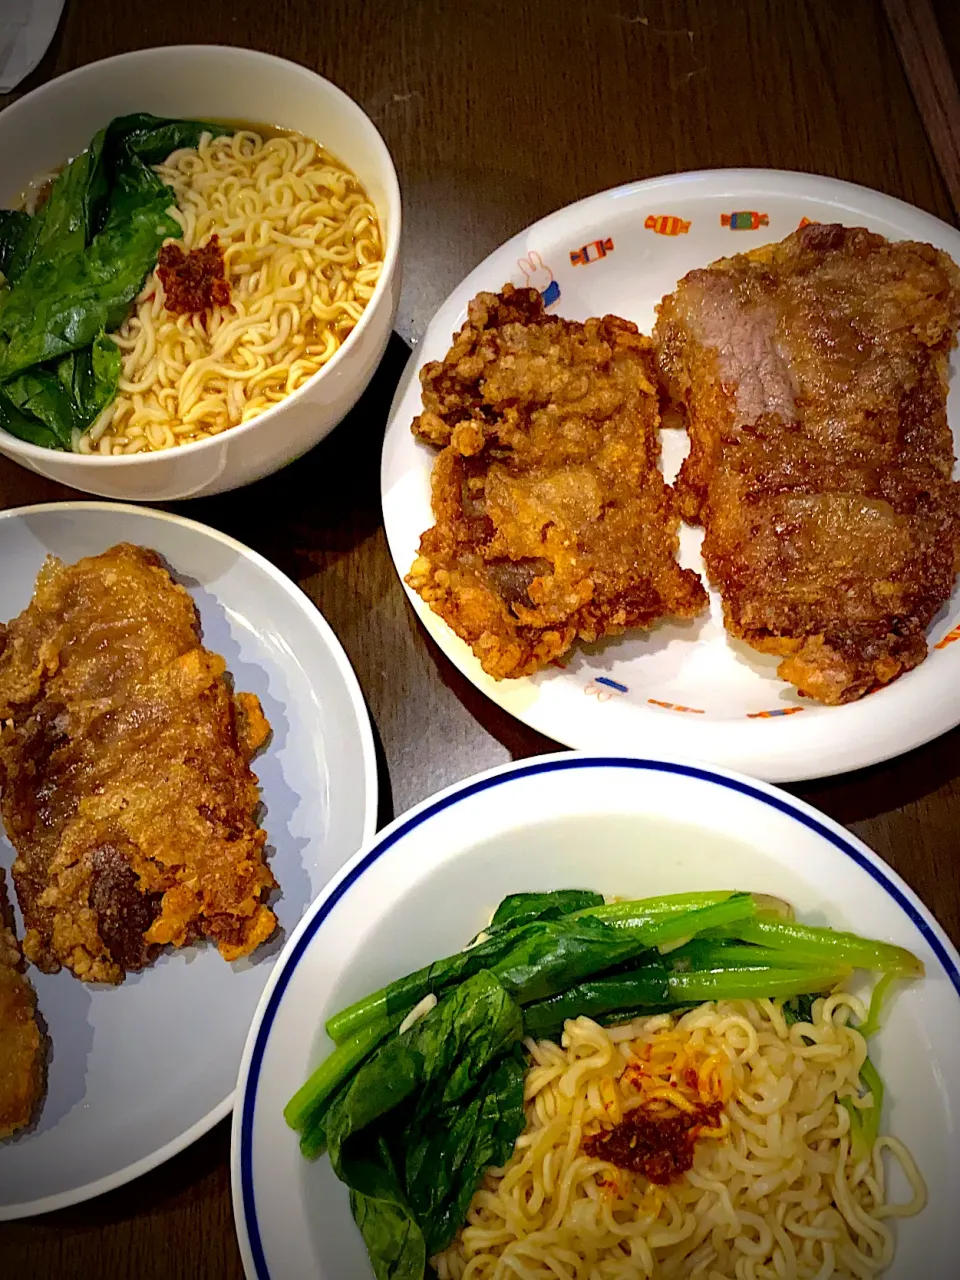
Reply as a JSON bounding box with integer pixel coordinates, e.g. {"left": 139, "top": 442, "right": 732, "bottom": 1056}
{"left": 0, "top": 113, "right": 229, "bottom": 447}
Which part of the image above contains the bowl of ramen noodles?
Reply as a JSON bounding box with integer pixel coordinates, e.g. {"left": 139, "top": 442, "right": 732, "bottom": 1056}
{"left": 0, "top": 46, "right": 401, "bottom": 500}
{"left": 232, "top": 753, "right": 960, "bottom": 1280}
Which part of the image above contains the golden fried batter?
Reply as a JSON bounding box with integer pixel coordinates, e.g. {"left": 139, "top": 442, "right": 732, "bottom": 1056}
{"left": 407, "top": 285, "right": 707, "bottom": 679}
{"left": 0, "top": 544, "right": 276, "bottom": 985}
{"left": 655, "top": 223, "right": 960, "bottom": 704}
{"left": 0, "top": 866, "right": 44, "bottom": 1137}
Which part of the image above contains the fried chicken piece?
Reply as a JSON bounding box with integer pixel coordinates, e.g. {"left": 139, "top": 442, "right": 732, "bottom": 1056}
{"left": 407, "top": 285, "right": 707, "bottom": 678}
{"left": 0, "top": 866, "right": 44, "bottom": 1137}
{"left": 655, "top": 223, "right": 960, "bottom": 704}
{"left": 0, "top": 544, "right": 276, "bottom": 985}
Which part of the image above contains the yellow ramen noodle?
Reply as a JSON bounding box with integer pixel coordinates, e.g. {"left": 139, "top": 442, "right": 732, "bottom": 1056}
{"left": 434, "top": 998, "right": 925, "bottom": 1280}
{"left": 78, "top": 129, "right": 382, "bottom": 454}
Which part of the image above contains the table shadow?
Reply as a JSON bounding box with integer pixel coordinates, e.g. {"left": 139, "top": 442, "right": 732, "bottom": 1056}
{"left": 416, "top": 618, "right": 563, "bottom": 762}
{"left": 11, "top": 1117, "right": 232, "bottom": 1234}
{"left": 791, "top": 722, "right": 960, "bottom": 826}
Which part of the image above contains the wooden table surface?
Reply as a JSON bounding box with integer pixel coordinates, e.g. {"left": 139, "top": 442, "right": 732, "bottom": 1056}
{"left": 1, "top": 1, "right": 959, "bottom": 1276}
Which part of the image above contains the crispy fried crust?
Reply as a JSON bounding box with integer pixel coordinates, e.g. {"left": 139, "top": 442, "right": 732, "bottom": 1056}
{"left": 0, "top": 544, "right": 277, "bottom": 984}
{"left": 655, "top": 223, "right": 960, "bottom": 704}
{"left": 407, "top": 285, "right": 707, "bottom": 679}
{"left": 0, "top": 867, "right": 44, "bottom": 1138}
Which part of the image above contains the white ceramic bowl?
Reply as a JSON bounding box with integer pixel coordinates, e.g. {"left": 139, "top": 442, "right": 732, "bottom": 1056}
{"left": 0, "top": 46, "right": 401, "bottom": 500}
{"left": 232, "top": 753, "right": 960, "bottom": 1280}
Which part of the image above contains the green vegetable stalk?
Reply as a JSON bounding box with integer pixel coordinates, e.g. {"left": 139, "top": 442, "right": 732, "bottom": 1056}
{"left": 701, "top": 917, "right": 924, "bottom": 976}
{"left": 839, "top": 1054, "right": 884, "bottom": 1161}
{"left": 284, "top": 1013, "right": 402, "bottom": 1135}
{"left": 325, "top": 892, "right": 760, "bottom": 1044}
{"left": 522, "top": 959, "right": 848, "bottom": 1039}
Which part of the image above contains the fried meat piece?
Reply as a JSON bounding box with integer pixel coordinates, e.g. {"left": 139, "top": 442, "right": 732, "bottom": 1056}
{"left": 0, "top": 544, "right": 276, "bottom": 985}
{"left": 0, "top": 866, "right": 44, "bottom": 1137}
{"left": 407, "top": 285, "right": 707, "bottom": 679}
{"left": 655, "top": 223, "right": 960, "bottom": 704}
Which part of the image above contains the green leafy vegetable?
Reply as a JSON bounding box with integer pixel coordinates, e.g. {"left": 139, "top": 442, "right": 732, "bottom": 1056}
{"left": 403, "top": 1046, "right": 526, "bottom": 1255}
{"left": 0, "top": 332, "right": 121, "bottom": 448}
{"left": 0, "top": 370, "right": 77, "bottom": 448}
{"left": 668, "top": 963, "right": 848, "bottom": 1003}
{"left": 106, "top": 113, "right": 229, "bottom": 169}
{"left": 839, "top": 1054, "right": 884, "bottom": 1161}
{"left": 667, "top": 939, "right": 837, "bottom": 971}
{"left": 701, "top": 917, "right": 924, "bottom": 976}
{"left": 858, "top": 971, "right": 899, "bottom": 1039}
{"left": 0, "top": 113, "right": 229, "bottom": 448}
{"left": 571, "top": 890, "right": 740, "bottom": 927}
{"left": 0, "top": 185, "right": 179, "bottom": 377}
{"left": 522, "top": 964, "right": 673, "bottom": 1038}
{"left": 322, "top": 972, "right": 525, "bottom": 1280}
{"left": 488, "top": 889, "right": 604, "bottom": 932}
{"left": 326, "top": 924, "right": 546, "bottom": 1044}
{"left": 782, "top": 992, "right": 818, "bottom": 1026}
{"left": 285, "top": 1013, "right": 402, "bottom": 1136}
{"left": 326, "top": 892, "right": 760, "bottom": 1045}
{"left": 347, "top": 1133, "right": 425, "bottom": 1280}
{"left": 323, "top": 971, "right": 522, "bottom": 1170}
{"left": 77, "top": 332, "right": 123, "bottom": 421}
{"left": 293, "top": 887, "right": 921, "bottom": 1280}
{"left": 0, "top": 210, "right": 33, "bottom": 280}
{"left": 522, "top": 959, "right": 846, "bottom": 1040}
{"left": 30, "top": 132, "right": 108, "bottom": 270}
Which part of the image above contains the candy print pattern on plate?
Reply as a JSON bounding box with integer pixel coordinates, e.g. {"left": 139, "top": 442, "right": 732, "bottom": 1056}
{"left": 721, "top": 211, "right": 769, "bottom": 229}
{"left": 645, "top": 215, "right": 691, "bottom": 236}
{"left": 569, "top": 237, "right": 614, "bottom": 265}
{"left": 935, "top": 624, "right": 960, "bottom": 650}
{"left": 746, "top": 707, "right": 806, "bottom": 719}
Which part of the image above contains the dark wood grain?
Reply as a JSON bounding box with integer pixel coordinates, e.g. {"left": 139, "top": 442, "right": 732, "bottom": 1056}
{"left": 1, "top": 1, "right": 959, "bottom": 1277}
{"left": 883, "top": 0, "right": 960, "bottom": 214}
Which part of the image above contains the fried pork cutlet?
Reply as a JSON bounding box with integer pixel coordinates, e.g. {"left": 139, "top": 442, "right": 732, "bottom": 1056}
{"left": 0, "top": 866, "right": 44, "bottom": 1137}
{"left": 655, "top": 222, "right": 960, "bottom": 704}
{"left": 407, "top": 285, "right": 707, "bottom": 678}
{"left": 0, "top": 544, "right": 276, "bottom": 985}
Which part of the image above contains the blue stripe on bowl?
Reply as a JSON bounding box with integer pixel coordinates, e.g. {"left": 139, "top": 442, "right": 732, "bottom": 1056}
{"left": 239, "top": 756, "right": 960, "bottom": 1280}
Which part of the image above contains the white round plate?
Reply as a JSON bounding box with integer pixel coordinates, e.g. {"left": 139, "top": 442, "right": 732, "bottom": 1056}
{"left": 0, "top": 502, "right": 377, "bottom": 1219}
{"left": 233, "top": 753, "right": 960, "bottom": 1280}
{"left": 381, "top": 170, "right": 960, "bottom": 783}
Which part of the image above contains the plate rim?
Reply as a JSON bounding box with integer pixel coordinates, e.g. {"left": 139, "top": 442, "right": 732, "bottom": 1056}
{"left": 380, "top": 168, "right": 960, "bottom": 784}
{"left": 230, "top": 749, "right": 960, "bottom": 1280}
{"left": 0, "top": 500, "right": 379, "bottom": 1220}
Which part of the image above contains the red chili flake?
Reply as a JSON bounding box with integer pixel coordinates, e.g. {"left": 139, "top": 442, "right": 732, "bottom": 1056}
{"left": 582, "top": 1100, "right": 724, "bottom": 1185}
{"left": 157, "top": 235, "right": 231, "bottom": 315}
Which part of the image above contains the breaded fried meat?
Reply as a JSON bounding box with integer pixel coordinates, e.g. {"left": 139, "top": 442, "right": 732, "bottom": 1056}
{"left": 0, "top": 544, "right": 276, "bottom": 985}
{"left": 407, "top": 285, "right": 707, "bottom": 679}
{"left": 655, "top": 223, "right": 960, "bottom": 704}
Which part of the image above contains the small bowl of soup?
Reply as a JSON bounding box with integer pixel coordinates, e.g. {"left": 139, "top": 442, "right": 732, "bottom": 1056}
{"left": 0, "top": 46, "right": 401, "bottom": 500}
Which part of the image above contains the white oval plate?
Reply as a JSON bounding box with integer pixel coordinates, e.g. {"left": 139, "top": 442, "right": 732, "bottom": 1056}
{"left": 232, "top": 753, "right": 960, "bottom": 1280}
{"left": 381, "top": 170, "right": 960, "bottom": 782}
{"left": 0, "top": 502, "right": 377, "bottom": 1219}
